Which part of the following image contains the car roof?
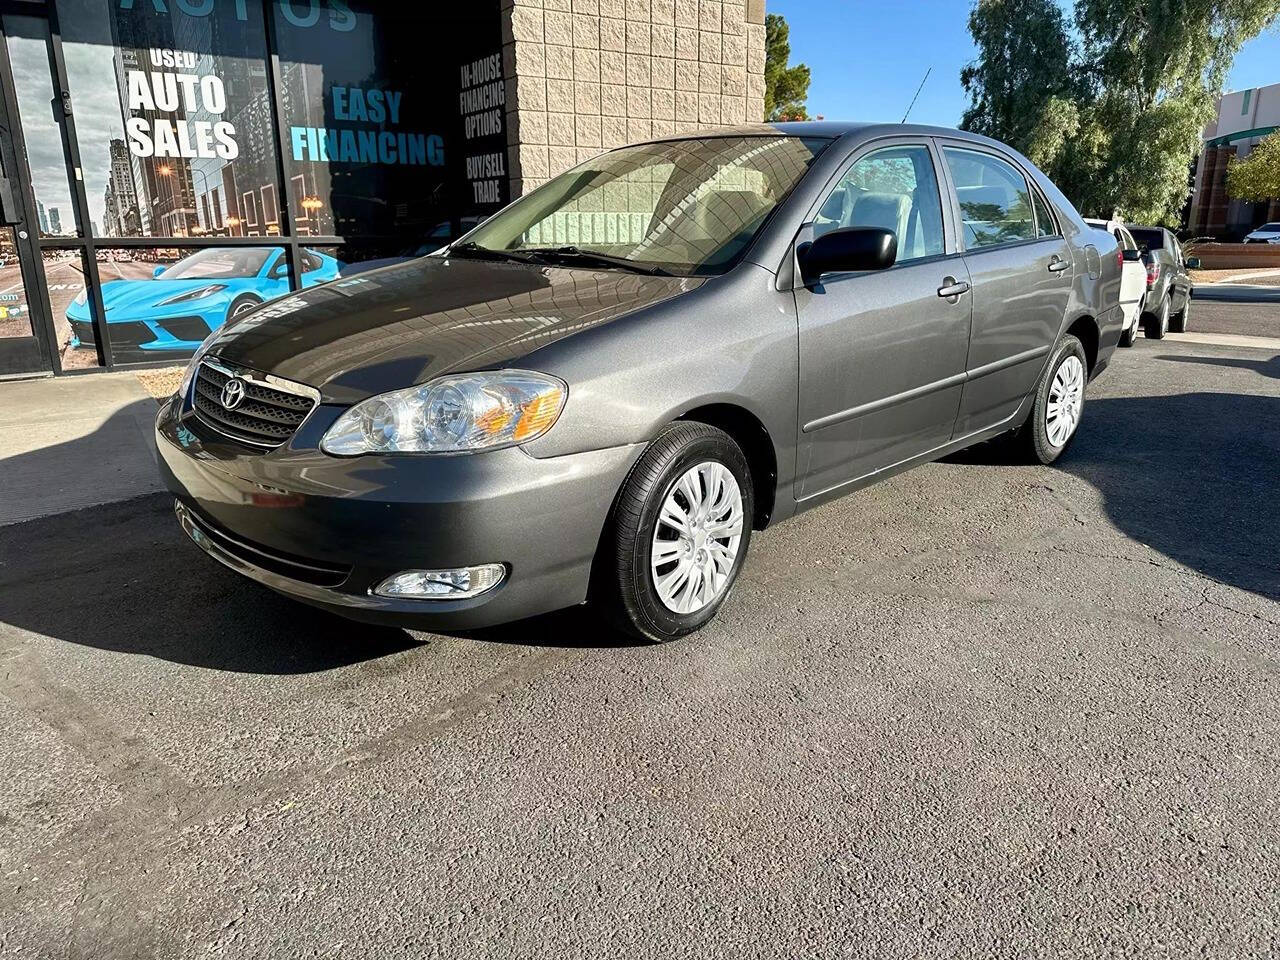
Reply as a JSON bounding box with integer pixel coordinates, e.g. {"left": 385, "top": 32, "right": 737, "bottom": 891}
{"left": 633, "top": 121, "right": 1025, "bottom": 150}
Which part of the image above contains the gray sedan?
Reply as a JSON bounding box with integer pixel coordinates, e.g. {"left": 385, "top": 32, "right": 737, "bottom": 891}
{"left": 157, "top": 122, "right": 1123, "bottom": 642}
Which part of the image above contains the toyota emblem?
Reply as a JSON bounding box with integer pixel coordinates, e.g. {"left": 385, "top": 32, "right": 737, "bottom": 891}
{"left": 220, "top": 377, "right": 246, "bottom": 411}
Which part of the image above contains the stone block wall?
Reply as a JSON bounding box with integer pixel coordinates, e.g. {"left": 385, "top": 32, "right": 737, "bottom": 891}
{"left": 500, "top": 0, "right": 767, "bottom": 196}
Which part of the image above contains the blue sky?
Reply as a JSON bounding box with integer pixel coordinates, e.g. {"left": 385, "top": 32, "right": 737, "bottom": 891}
{"left": 768, "top": 0, "right": 1280, "bottom": 127}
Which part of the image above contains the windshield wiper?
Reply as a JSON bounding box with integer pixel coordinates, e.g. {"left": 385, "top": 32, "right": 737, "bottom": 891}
{"left": 517, "top": 246, "right": 672, "bottom": 276}
{"left": 446, "top": 241, "right": 539, "bottom": 265}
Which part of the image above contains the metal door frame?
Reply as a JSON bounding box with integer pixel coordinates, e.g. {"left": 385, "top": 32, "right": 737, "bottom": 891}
{"left": 0, "top": 1, "right": 58, "bottom": 375}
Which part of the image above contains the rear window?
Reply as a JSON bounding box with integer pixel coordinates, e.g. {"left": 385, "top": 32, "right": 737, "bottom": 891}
{"left": 1128, "top": 227, "right": 1164, "bottom": 250}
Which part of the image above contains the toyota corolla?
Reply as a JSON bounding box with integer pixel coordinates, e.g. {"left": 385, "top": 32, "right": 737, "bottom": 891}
{"left": 156, "top": 122, "right": 1122, "bottom": 642}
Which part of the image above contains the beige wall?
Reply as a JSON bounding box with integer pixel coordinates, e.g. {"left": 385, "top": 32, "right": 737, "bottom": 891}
{"left": 500, "top": 0, "right": 767, "bottom": 196}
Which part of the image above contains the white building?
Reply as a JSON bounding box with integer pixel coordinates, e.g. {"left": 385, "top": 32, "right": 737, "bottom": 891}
{"left": 1188, "top": 82, "right": 1280, "bottom": 238}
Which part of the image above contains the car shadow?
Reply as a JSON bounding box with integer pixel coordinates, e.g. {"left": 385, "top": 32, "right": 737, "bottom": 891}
{"left": 0, "top": 403, "right": 639, "bottom": 670}
{"left": 1155, "top": 353, "right": 1280, "bottom": 380}
{"left": 949, "top": 393, "right": 1280, "bottom": 601}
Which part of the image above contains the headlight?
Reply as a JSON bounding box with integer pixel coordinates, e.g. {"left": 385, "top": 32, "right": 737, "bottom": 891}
{"left": 158, "top": 283, "right": 228, "bottom": 306}
{"left": 177, "top": 333, "right": 218, "bottom": 400}
{"left": 320, "top": 370, "right": 567, "bottom": 456}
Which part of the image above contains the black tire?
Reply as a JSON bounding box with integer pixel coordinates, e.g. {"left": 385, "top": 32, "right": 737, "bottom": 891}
{"left": 1169, "top": 295, "right": 1190, "bottom": 333}
{"left": 1119, "top": 317, "right": 1137, "bottom": 347}
{"left": 1143, "top": 295, "right": 1170, "bottom": 339}
{"left": 1016, "top": 333, "right": 1088, "bottom": 465}
{"left": 597, "top": 422, "right": 754, "bottom": 643}
{"left": 226, "top": 295, "right": 261, "bottom": 323}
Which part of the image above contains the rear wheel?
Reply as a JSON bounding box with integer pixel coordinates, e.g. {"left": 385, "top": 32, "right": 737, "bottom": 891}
{"left": 1169, "top": 295, "right": 1190, "bottom": 333}
{"left": 1119, "top": 316, "right": 1138, "bottom": 347}
{"left": 598, "top": 422, "right": 753, "bottom": 643}
{"left": 1017, "top": 334, "right": 1087, "bottom": 465}
{"left": 1143, "top": 295, "right": 1170, "bottom": 339}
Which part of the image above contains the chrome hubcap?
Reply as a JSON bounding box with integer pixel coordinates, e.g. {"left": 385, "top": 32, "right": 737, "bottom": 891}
{"left": 651, "top": 461, "right": 744, "bottom": 615}
{"left": 1046, "top": 354, "right": 1085, "bottom": 447}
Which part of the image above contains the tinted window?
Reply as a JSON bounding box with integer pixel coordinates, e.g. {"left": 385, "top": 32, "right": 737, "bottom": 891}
{"left": 943, "top": 148, "right": 1035, "bottom": 248}
{"left": 813, "top": 145, "right": 945, "bottom": 262}
{"left": 159, "top": 247, "right": 273, "bottom": 279}
{"left": 1128, "top": 228, "right": 1164, "bottom": 251}
{"left": 1031, "top": 189, "right": 1057, "bottom": 238}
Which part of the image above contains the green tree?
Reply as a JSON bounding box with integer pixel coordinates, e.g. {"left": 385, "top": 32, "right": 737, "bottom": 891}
{"left": 764, "top": 13, "right": 810, "bottom": 121}
{"left": 1227, "top": 131, "right": 1280, "bottom": 202}
{"left": 960, "top": 0, "right": 1077, "bottom": 153}
{"left": 960, "top": 0, "right": 1280, "bottom": 225}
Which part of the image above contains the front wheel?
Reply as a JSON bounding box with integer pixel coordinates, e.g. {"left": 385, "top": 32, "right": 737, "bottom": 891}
{"left": 598, "top": 422, "right": 753, "bottom": 643}
{"left": 225, "top": 295, "right": 261, "bottom": 324}
{"left": 1169, "top": 295, "right": 1190, "bottom": 333}
{"left": 1017, "top": 334, "right": 1088, "bottom": 465}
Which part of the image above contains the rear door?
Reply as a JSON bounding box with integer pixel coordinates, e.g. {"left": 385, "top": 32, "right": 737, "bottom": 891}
{"left": 940, "top": 143, "right": 1074, "bottom": 436}
{"left": 1167, "top": 234, "right": 1193, "bottom": 312}
{"left": 794, "top": 138, "right": 970, "bottom": 499}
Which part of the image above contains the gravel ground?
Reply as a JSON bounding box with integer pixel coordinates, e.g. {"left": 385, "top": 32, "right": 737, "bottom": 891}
{"left": 0, "top": 323, "right": 1277, "bottom": 958}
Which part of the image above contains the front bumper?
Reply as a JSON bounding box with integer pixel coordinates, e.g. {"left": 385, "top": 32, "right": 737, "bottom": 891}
{"left": 156, "top": 396, "right": 642, "bottom": 629}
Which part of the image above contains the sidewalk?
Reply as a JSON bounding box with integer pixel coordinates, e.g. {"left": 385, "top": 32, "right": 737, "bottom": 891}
{"left": 0, "top": 370, "right": 179, "bottom": 526}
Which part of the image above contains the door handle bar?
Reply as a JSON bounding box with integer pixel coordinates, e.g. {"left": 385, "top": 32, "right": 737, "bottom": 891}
{"left": 1048, "top": 258, "right": 1069, "bottom": 273}
{"left": 937, "top": 279, "right": 970, "bottom": 299}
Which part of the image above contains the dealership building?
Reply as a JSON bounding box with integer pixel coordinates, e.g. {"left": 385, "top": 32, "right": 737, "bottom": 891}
{"left": 0, "top": 0, "right": 765, "bottom": 378}
{"left": 1187, "top": 80, "right": 1280, "bottom": 239}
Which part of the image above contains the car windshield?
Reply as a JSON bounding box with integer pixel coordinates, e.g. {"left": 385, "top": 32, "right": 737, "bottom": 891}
{"left": 159, "top": 247, "right": 275, "bottom": 280}
{"left": 457, "top": 135, "right": 831, "bottom": 276}
{"left": 1128, "top": 227, "right": 1164, "bottom": 251}
{"left": 1257, "top": 222, "right": 1280, "bottom": 232}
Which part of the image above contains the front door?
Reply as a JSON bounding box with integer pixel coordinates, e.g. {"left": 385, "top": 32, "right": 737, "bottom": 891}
{"left": 939, "top": 143, "right": 1074, "bottom": 436}
{"left": 0, "top": 18, "right": 54, "bottom": 376}
{"left": 795, "top": 140, "right": 971, "bottom": 500}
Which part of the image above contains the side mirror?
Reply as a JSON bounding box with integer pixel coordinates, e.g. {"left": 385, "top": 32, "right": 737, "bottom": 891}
{"left": 1186, "top": 256, "right": 1201, "bottom": 269}
{"left": 1122, "top": 248, "right": 1142, "bottom": 262}
{"left": 152, "top": 265, "right": 165, "bottom": 278}
{"left": 798, "top": 227, "right": 897, "bottom": 284}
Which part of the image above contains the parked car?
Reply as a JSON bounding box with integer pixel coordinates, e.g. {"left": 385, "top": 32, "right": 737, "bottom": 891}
{"left": 1125, "top": 225, "right": 1198, "bottom": 339}
{"left": 1243, "top": 222, "right": 1280, "bottom": 244}
{"left": 67, "top": 246, "right": 341, "bottom": 361}
{"left": 1086, "top": 219, "right": 1146, "bottom": 346}
{"left": 157, "top": 123, "right": 1123, "bottom": 642}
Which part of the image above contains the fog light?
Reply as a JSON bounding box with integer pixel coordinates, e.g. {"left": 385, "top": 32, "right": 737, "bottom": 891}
{"left": 373, "top": 564, "right": 505, "bottom": 600}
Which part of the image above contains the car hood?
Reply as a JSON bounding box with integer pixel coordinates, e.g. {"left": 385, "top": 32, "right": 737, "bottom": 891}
{"left": 208, "top": 256, "right": 705, "bottom": 403}
{"left": 103, "top": 277, "right": 238, "bottom": 310}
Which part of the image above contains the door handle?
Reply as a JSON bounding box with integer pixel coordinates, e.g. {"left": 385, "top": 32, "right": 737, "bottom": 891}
{"left": 1047, "top": 256, "right": 1069, "bottom": 273}
{"left": 937, "top": 278, "right": 970, "bottom": 299}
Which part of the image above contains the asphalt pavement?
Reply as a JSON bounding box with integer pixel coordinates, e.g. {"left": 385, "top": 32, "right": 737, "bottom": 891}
{"left": 0, "top": 304, "right": 1277, "bottom": 957}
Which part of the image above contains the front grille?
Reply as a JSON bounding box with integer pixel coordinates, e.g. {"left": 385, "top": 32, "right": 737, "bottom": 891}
{"left": 191, "top": 359, "right": 318, "bottom": 448}
{"left": 70, "top": 319, "right": 157, "bottom": 348}
{"left": 183, "top": 504, "right": 351, "bottom": 587}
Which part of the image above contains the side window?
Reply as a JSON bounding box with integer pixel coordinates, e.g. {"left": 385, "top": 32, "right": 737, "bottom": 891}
{"left": 813, "top": 145, "right": 944, "bottom": 262}
{"left": 1031, "top": 189, "right": 1057, "bottom": 238}
{"left": 943, "top": 147, "right": 1036, "bottom": 249}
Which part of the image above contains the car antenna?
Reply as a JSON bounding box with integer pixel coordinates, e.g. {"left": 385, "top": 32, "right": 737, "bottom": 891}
{"left": 901, "top": 67, "right": 931, "bottom": 123}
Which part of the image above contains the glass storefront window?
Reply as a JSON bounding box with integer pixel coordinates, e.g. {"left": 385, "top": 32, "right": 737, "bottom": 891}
{"left": 56, "top": 0, "right": 277, "bottom": 240}
{"left": 273, "top": 1, "right": 508, "bottom": 240}
{"left": 0, "top": 227, "right": 35, "bottom": 340}
{"left": 74, "top": 244, "right": 331, "bottom": 365}
{"left": 3, "top": 13, "right": 81, "bottom": 238}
